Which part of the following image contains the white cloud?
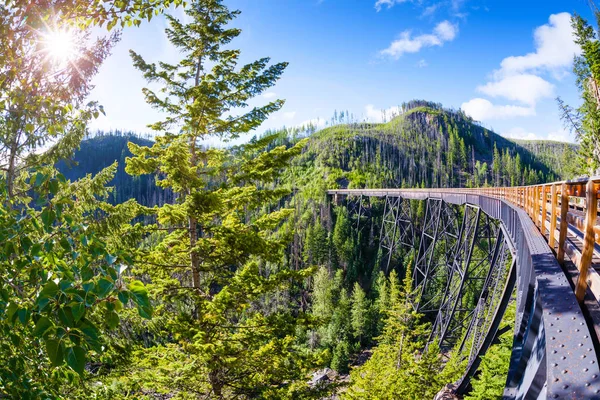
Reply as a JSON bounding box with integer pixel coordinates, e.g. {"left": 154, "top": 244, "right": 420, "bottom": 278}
{"left": 499, "top": 13, "right": 580, "bottom": 76}
{"left": 502, "top": 127, "right": 541, "bottom": 140}
{"left": 461, "top": 98, "right": 535, "bottom": 121}
{"left": 365, "top": 104, "right": 402, "bottom": 122}
{"left": 547, "top": 129, "right": 573, "bottom": 142}
{"left": 477, "top": 74, "right": 554, "bottom": 106}
{"left": 421, "top": 4, "right": 440, "bottom": 17}
{"left": 380, "top": 21, "right": 458, "bottom": 59}
{"left": 283, "top": 111, "right": 297, "bottom": 120}
{"left": 434, "top": 20, "right": 457, "bottom": 41}
{"left": 462, "top": 13, "right": 578, "bottom": 124}
{"left": 262, "top": 92, "right": 277, "bottom": 99}
{"left": 501, "top": 127, "right": 574, "bottom": 142}
{"left": 297, "top": 118, "right": 327, "bottom": 129}
{"left": 375, "top": 0, "right": 409, "bottom": 12}
{"left": 417, "top": 59, "right": 428, "bottom": 68}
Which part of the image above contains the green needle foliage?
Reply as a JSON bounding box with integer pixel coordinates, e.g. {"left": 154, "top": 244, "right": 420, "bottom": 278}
{"left": 343, "top": 269, "right": 463, "bottom": 400}
{"left": 119, "top": 0, "right": 320, "bottom": 397}
{"left": 559, "top": 11, "right": 600, "bottom": 175}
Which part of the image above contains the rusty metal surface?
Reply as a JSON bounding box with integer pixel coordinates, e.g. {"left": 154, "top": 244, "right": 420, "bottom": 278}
{"left": 329, "top": 188, "right": 600, "bottom": 399}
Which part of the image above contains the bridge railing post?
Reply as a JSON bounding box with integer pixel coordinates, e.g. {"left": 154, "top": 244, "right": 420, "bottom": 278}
{"left": 575, "top": 179, "right": 598, "bottom": 302}
{"left": 541, "top": 185, "right": 547, "bottom": 237}
{"left": 549, "top": 184, "right": 558, "bottom": 250}
{"left": 535, "top": 186, "right": 540, "bottom": 227}
{"left": 525, "top": 187, "right": 529, "bottom": 217}
{"left": 557, "top": 183, "right": 570, "bottom": 264}
{"left": 521, "top": 187, "right": 525, "bottom": 209}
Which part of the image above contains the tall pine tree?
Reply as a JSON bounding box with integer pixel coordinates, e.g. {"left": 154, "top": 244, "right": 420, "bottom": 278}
{"left": 123, "top": 0, "right": 318, "bottom": 397}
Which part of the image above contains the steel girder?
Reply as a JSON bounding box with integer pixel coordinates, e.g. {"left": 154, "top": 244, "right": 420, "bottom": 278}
{"left": 345, "top": 194, "right": 370, "bottom": 236}
{"left": 427, "top": 204, "right": 484, "bottom": 348}
{"left": 413, "top": 199, "right": 461, "bottom": 315}
{"left": 463, "top": 231, "right": 513, "bottom": 363}
{"left": 376, "top": 195, "right": 416, "bottom": 273}
{"left": 455, "top": 237, "right": 516, "bottom": 393}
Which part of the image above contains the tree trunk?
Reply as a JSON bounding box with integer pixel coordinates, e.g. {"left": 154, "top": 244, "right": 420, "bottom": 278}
{"left": 189, "top": 216, "right": 201, "bottom": 289}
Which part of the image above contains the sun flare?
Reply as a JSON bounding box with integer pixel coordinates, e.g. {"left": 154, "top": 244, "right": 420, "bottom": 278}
{"left": 41, "top": 29, "right": 78, "bottom": 65}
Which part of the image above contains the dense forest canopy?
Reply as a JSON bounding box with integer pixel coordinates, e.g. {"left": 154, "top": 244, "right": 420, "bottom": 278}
{"left": 0, "top": 0, "right": 597, "bottom": 399}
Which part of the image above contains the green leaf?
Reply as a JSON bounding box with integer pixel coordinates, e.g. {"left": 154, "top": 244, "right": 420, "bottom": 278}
{"left": 6, "top": 302, "right": 18, "bottom": 323}
{"left": 138, "top": 304, "right": 153, "bottom": 319}
{"left": 21, "top": 236, "right": 33, "bottom": 253}
{"left": 106, "top": 311, "right": 119, "bottom": 329}
{"left": 82, "top": 281, "right": 94, "bottom": 293}
{"left": 58, "top": 307, "right": 74, "bottom": 327}
{"left": 71, "top": 303, "right": 85, "bottom": 323}
{"left": 37, "top": 297, "right": 51, "bottom": 312}
{"left": 33, "top": 316, "right": 53, "bottom": 337}
{"left": 59, "top": 237, "right": 71, "bottom": 252}
{"left": 118, "top": 291, "right": 130, "bottom": 304}
{"left": 105, "top": 254, "right": 117, "bottom": 266}
{"left": 41, "top": 208, "right": 56, "bottom": 230}
{"left": 34, "top": 172, "right": 45, "bottom": 187}
{"left": 66, "top": 346, "right": 86, "bottom": 376}
{"left": 17, "top": 308, "right": 30, "bottom": 325}
{"left": 48, "top": 179, "right": 59, "bottom": 195}
{"left": 129, "top": 281, "right": 152, "bottom": 319}
{"left": 31, "top": 243, "right": 43, "bottom": 257}
{"left": 40, "top": 281, "right": 59, "bottom": 298}
{"left": 95, "top": 278, "right": 114, "bottom": 298}
{"left": 46, "top": 339, "right": 64, "bottom": 367}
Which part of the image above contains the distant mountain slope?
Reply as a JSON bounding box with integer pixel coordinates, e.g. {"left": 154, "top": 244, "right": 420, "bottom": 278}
{"left": 289, "top": 101, "right": 579, "bottom": 193}
{"left": 56, "top": 132, "right": 173, "bottom": 206}
{"left": 511, "top": 139, "right": 579, "bottom": 179}
{"left": 58, "top": 101, "right": 579, "bottom": 206}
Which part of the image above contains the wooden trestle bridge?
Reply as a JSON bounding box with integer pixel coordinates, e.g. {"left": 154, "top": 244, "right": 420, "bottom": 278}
{"left": 328, "top": 177, "right": 600, "bottom": 399}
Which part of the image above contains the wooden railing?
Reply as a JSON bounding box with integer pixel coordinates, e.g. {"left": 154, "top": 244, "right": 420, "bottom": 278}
{"left": 462, "top": 178, "right": 600, "bottom": 304}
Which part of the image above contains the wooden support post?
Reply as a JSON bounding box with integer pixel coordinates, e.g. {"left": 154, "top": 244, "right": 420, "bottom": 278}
{"left": 527, "top": 187, "right": 533, "bottom": 218}
{"left": 575, "top": 180, "right": 598, "bottom": 303}
{"left": 528, "top": 187, "right": 533, "bottom": 217}
{"left": 534, "top": 186, "right": 540, "bottom": 228}
{"left": 549, "top": 184, "right": 558, "bottom": 249}
{"left": 541, "top": 185, "right": 547, "bottom": 235}
{"left": 557, "top": 183, "right": 570, "bottom": 265}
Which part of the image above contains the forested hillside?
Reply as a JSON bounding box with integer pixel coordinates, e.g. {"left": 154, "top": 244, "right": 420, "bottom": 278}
{"left": 56, "top": 132, "right": 173, "bottom": 206}
{"left": 64, "top": 101, "right": 579, "bottom": 208}
{"left": 286, "top": 100, "right": 579, "bottom": 195}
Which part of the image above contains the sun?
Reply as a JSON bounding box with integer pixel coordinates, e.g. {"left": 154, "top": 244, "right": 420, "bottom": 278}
{"left": 41, "top": 29, "right": 78, "bottom": 66}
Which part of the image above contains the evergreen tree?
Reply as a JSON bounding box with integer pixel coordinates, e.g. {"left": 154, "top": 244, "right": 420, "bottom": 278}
{"left": 559, "top": 13, "right": 600, "bottom": 175}
{"left": 465, "top": 304, "right": 515, "bottom": 400}
{"left": 331, "top": 339, "right": 351, "bottom": 374}
{"left": 344, "top": 269, "right": 442, "bottom": 399}
{"left": 123, "top": 1, "right": 317, "bottom": 397}
{"left": 350, "top": 282, "right": 370, "bottom": 345}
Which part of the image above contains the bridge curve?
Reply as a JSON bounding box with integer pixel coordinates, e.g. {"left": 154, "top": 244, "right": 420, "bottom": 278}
{"left": 328, "top": 179, "right": 600, "bottom": 399}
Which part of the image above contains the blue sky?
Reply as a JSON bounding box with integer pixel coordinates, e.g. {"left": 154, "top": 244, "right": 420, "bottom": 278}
{"left": 89, "top": 0, "right": 594, "bottom": 144}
